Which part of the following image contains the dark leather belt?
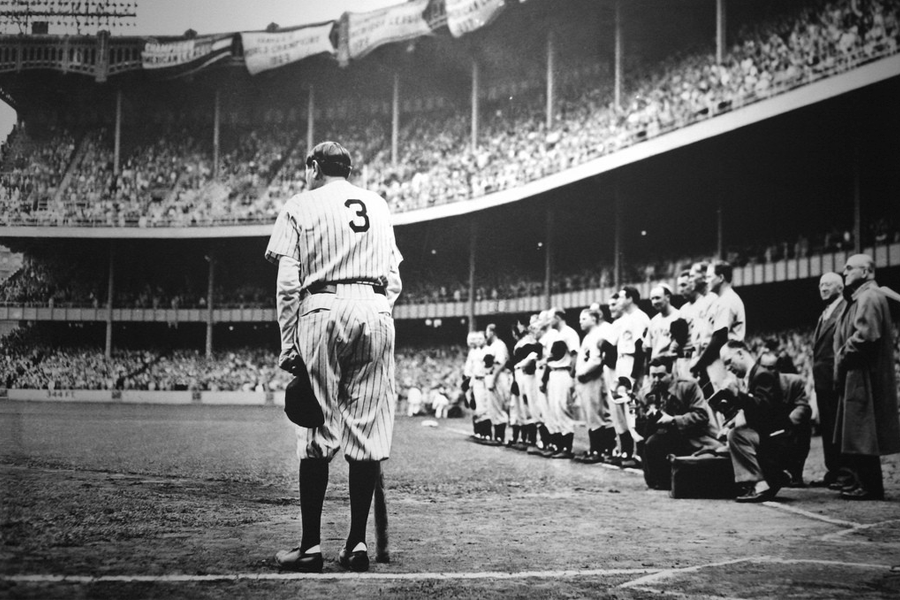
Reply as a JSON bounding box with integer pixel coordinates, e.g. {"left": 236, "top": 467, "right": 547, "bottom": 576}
{"left": 304, "top": 281, "right": 386, "bottom": 297}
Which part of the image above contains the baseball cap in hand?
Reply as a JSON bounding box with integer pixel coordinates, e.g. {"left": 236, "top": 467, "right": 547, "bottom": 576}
{"left": 284, "top": 357, "right": 325, "bottom": 428}
{"left": 306, "top": 141, "right": 352, "bottom": 177}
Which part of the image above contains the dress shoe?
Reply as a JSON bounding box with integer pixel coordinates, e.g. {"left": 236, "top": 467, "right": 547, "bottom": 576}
{"left": 574, "top": 451, "right": 598, "bottom": 463}
{"left": 840, "top": 487, "right": 884, "bottom": 501}
{"left": 581, "top": 452, "right": 605, "bottom": 464}
{"left": 539, "top": 446, "right": 559, "bottom": 458}
{"left": 735, "top": 483, "right": 777, "bottom": 503}
{"left": 275, "top": 547, "right": 324, "bottom": 573}
{"left": 338, "top": 547, "right": 370, "bottom": 572}
{"left": 619, "top": 457, "right": 641, "bottom": 469}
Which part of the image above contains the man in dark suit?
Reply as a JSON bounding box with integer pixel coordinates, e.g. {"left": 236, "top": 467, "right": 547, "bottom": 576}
{"left": 833, "top": 254, "right": 900, "bottom": 500}
{"left": 812, "top": 272, "right": 847, "bottom": 488}
{"left": 719, "top": 341, "right": 812, "bottom": 502}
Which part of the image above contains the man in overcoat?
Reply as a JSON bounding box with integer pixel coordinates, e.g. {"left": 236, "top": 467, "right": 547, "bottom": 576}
{"left": 812, "top": 272, "right": 847, "bottom": 487}
{"left": 833, "top": 254, "right": 900, "bottom": 500}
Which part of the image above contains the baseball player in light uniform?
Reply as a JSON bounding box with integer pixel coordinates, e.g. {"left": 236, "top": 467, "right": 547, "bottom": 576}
{"left": 463, "top": 330, "right": 490, "bottom": 441}
{"left": 519, "top": 314, "right": 551, "bottom": 454}
{"left": 543, "top": 307, "right": 580, "bottom": 459}
{"left": 611, "top": 286, "right": 651, "bottom": 468}
{"left": 484, "top": 323, "right": 511, "bottom": 444}
{"left": 647, "top": 284, "right": 681, "bottom": 361}
{"left": 509, "top": 319, "right": 538, "bottom": 449}
{"left": 527, "top": 311, "right": 555, "bottom": 454}
{"left": 695, "top": 260, "right": 745, "bottom": 429}
{"left": 267, "top": 141, "right": 402, "bottom": 574}
{"left": 574, "top": 305, "right": 617, "bottom": 463}
{"left": 685, "top": 261, "right": 718, "bottom": 393}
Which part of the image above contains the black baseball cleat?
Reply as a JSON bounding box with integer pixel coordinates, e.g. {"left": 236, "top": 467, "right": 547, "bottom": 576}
{"left": 339, "top": 546, "right": 370, "bottom": 572}
{"left": 274, "top": 547, "right": 323, "bottom": 573}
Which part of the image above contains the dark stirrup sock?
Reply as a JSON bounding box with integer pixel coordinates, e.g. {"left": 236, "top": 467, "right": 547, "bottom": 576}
{"left": 299, "top": 458, "right": 329, "bottom": 552}
{"left": 347, "top": 460, "right": 381, "bottom": 550}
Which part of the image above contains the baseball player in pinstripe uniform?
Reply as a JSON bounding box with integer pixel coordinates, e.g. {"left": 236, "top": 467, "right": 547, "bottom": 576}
{"left": 484, "top": 323, "right": 511, "bottom": 444}
{"left": 574, "top": 306, "right": 617, "bottom": 463}
{"left": 542, "top": 307, "right": 581, "bottom": 459}
{"left": 509, "top": 319, "right": 538, "bottom": 449}
{"left": 464, "top": 330, "right": 491, "bottom": 441}
{"left": 266, "top": 141, "right": 402, "bottom": 574}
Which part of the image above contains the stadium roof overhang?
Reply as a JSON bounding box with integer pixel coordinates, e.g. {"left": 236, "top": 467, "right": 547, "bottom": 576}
{"left": 1, "top": 53, "right": 898, "bottom": 242}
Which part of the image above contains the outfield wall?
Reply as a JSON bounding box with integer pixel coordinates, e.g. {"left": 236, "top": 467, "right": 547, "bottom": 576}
{"left": 0, "top": 388, "right": 286, "bottom": 406}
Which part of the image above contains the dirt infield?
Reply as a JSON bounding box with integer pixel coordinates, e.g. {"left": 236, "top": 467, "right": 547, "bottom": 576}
{"left": 1, "top": 401, "right": 899, "bottom": 599}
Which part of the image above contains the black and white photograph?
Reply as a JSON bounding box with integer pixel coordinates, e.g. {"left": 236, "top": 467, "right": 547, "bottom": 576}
{"left": 1, "top": 0, "right": 899, "bottom": 598}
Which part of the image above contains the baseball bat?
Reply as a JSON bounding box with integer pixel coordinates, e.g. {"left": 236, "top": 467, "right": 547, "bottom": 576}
{"left": 373, "top": 466, "right": 389, "bottom": 563}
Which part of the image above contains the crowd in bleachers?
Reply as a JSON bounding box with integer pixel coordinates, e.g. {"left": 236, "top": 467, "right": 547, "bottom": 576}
{"left": 0, "top": 327, "right": 294, "bottom": 391}
{"left": 1, "top": 0, "right": 898, "bottom": 227}
{"left": 1, "top": 216, "right": 897, "bottom": 310}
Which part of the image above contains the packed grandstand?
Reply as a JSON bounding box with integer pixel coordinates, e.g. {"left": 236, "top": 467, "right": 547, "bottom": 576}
{"left": 1, "top": 0, "right": 900, "bottom": 405}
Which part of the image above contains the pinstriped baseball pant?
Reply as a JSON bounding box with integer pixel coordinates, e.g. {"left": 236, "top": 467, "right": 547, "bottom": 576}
{"left": 510, "top": 369, "right": 534, "bottom": 426}
{"left": 547, "top": 370, "right": 575, "bottom": 435}
{"left": 293, "top": 284, "right": 396, "bottom": 462}
{"left": 487, "top": 371, "right": 510, "bottom": 425}
{"left": 577, "top": 376, "right": 612, "bottom": 430}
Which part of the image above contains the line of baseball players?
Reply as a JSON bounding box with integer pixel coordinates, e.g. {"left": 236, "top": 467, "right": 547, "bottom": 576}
{"left": 462, "top": 260, "right": 738, "bottom": 460}
{"left": 460, "top": 257, "right": 899, "bottom": 501}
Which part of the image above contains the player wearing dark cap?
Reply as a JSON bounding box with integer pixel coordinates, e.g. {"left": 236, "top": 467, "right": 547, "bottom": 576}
{"left": 266, "top": 140, "right": 402, "bottom": 573}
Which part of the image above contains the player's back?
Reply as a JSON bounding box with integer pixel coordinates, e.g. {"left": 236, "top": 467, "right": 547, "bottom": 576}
{"left": 290, "top": 180, "right": 395, "bottom": 287}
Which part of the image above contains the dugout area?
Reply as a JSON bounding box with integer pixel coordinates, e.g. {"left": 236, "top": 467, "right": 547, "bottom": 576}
{"left": 1, "top": 401, "right": 898, "bottom": 599}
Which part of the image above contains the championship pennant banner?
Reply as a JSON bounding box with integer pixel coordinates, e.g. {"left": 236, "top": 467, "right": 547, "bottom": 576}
{"left": 241, "top": 23, "right": 336, "bottom": 75}
{"left": 343, "top": 0, "right": 431, "bottom": 62}
{"left": 142, "top": 33, "right": 235, "bottom": 77}
{"left": 446, "top": 0, "right": 506, "bottom": 38}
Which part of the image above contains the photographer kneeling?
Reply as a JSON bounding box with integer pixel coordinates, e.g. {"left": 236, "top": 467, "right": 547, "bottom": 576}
{"left": 638, "top": 357, "right": 721, "bottom": 490}
{"left": 717, "top": 341, "right": 811, "bottom": 503}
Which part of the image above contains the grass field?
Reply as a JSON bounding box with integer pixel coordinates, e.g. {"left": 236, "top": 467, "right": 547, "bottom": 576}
{"left": 1, "top": 401, "right": 899, "bottom": 599}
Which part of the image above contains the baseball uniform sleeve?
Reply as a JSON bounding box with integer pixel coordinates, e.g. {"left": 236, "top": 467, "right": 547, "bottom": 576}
{"left": 385, "top": 238, "right": 403, "bottom": 309}
{"left": 275, "top": 256, "right": 302, "bottom": 366}
{"left": 265, "top": 202, "right": 301, "bottom": 264}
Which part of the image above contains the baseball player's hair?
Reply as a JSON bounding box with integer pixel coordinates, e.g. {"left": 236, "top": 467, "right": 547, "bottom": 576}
{"left": 710, "top": 259, "right": 734, "bottom": 283}
{"left": 581, "top": 307, "right": 601, "bottom": 322}
{"left": 552, "top": 306, "right": 566, "bottom": 319}
{"left": 723, "top": 339, "right": 748, "bottom": 351}
{"left": 307, "top": 141, "right": 352, "bottom": 178}
{"left": 648, "top": 356, "right": 674, "bottom": 372}
{"left": 678, "top": 269, "right": 691, "bottom": 279}
{"left": 691, "top": 261, "right": 710, "bottom": 274}
{"left": 620, "top": 286, "right": 640, "bottom": 303}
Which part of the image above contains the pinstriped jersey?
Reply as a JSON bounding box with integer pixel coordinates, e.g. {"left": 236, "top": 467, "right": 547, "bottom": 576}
{"left": 265, "top": 179, "right": 402, "bottom": 290}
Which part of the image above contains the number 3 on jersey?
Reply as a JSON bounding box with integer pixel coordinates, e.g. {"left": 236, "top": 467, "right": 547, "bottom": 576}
{"left": 345, "top": 199, "right": 370, "bottom": 233}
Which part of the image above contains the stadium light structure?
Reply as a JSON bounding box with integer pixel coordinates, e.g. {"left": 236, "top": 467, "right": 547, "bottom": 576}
{"left": 0, "top": 0, "right": 137, "bottom": 35}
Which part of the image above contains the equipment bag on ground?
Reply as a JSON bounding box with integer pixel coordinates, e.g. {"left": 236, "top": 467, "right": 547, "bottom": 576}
{"left": 668, "top": 453, "right": 737, "bottom": 499}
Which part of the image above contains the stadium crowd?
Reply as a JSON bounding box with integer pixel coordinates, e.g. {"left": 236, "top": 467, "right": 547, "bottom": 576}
{"left": 2, "top": 215, "right": 897, "bottom": 310}
{"left": 0, "top": 0, "right": 898, "bottom": 227}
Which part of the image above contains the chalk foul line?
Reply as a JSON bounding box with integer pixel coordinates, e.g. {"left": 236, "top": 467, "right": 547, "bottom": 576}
{"left": 619, "top": 556, "right": 897, "bottom": 590}
{"left": 2, "top": 567, "right": 658, "bottom": 584}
